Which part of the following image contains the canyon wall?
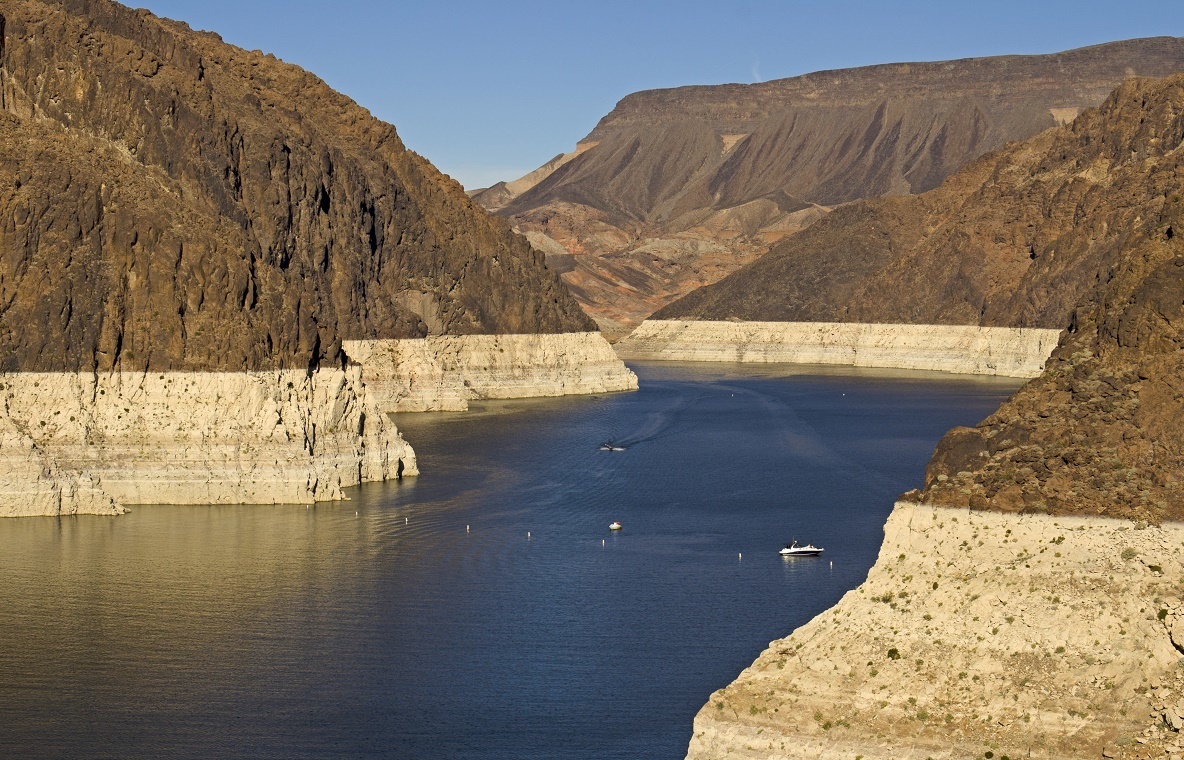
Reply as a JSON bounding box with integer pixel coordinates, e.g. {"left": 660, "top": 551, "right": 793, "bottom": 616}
{"left": 615, "top": 321, "right": 1061, "bottom": 378}
{"left": 687, "top": 502, "right": 1184, "bottom": 760}
{"left": 344, "top": 332, "right": 637, "bottom": 413}
{"left": 0, "top": 368, "right": 415, "bottom": 517}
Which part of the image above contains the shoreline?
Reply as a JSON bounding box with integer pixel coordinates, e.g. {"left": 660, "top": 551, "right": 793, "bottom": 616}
{"left": 0, "top": 332, "right": 637, "bottom": 518}
{"left": 615, "top": 320, "right": 1062, "bottom": 378}
{"left": 0, "top": 368, "right": 414, "bottom": 518}
{"left": 687, "top": 502, "right": 1184, "bottom": 759}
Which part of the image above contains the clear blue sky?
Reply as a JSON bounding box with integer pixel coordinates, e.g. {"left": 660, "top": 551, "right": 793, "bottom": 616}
{"left": 136, "top": 1, "right": 1184, "bottom": 190}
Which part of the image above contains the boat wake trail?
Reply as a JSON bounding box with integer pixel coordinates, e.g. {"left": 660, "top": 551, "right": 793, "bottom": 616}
{"left": 606, "top": 392, "right": 707, "bottom": 448}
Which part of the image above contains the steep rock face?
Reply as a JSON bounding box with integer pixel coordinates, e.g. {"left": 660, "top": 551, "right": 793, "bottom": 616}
{"left": 913, "top": 78, "right": 1184, "bottom": 522}
{"left": 0, "top": 0, "right": 593, "bottom": 375}
{"left": 0, "top": 0, "right": 610, "bottom": 515}
{"left": 478, "top": 38, "right": 1184, "bottom": 336}
{"left": 0, "top": 368, "right": 415, "bottom": 517}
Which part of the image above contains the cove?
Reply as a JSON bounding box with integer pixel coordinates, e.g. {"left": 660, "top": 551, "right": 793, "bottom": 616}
{"left": 0, "top": 362, "right": 1019, "bottom": 759}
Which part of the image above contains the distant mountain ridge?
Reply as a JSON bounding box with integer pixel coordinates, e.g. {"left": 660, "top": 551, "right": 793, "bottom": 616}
{"left": 475, "top": 37, "right": 1184, "bottom": 337}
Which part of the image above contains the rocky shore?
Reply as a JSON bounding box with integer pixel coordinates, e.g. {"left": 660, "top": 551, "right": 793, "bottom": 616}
{"left": 615, "top": 321, "right": 1061, "bottom": 378}
{"left": 343, "top": 332, "right": 637, "bottom": 412}
{"left": 687, "top": 502, "right": 1184, "bottom": 760}
{"left": 0, "top": 332, "right": 638, "bottom": 517}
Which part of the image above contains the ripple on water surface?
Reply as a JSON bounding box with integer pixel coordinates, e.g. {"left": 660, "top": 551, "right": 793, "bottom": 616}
{"left": 0, "top": 362, "right": 1019, "bottom": 759}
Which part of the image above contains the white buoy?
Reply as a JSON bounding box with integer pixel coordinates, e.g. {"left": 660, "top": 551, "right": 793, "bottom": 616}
{"left": 467, "top": 525, "right": 470, "bottom": 533}
{"left": 405, "top": 517, "right": 408, "bottom": 524}
{"left": 739, "top": 552, "right": 742, "bottom": 561}
{"left": 602, "top": 539, "right": 605, "bottom": 547}
{"left": 528, "top": 531, "right": 531, "bottom": 539}
{"left": 830, "top": 561, "right": 833, "bottom": 569}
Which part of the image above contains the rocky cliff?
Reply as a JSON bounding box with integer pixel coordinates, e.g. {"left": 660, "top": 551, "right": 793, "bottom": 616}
{"left": 681, "top": 75, "right": 1184, "bottom": 758}
{"left": 0, "top": 0, "right": 627, "bottom": 516}
{"left": 0, "top": 0, "right": 593, "bottom": 376}
{"left": 476, "top": 38, "right": 1184, "bottom": 336}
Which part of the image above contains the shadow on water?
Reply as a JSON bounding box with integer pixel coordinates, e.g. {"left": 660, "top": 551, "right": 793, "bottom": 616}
{"left": 0, "top": 361, "right": 1021, "bottom": 760}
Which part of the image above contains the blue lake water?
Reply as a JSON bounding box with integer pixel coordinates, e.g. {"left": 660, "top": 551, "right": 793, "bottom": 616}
{"left": 0, "top": 362, "right": 1019, "bottom": 758}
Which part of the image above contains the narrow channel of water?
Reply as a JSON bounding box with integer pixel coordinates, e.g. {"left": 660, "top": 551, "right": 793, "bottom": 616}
{"left": 0, "top": 362, "right": 1020, "bottom": 758}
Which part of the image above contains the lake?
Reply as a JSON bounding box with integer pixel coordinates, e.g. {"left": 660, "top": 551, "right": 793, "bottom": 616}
{"left": 0, "top": 362, "right": 1020, "bottom": 758}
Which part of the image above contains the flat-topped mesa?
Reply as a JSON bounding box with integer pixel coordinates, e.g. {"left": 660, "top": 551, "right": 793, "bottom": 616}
{"left": 477, "top": 37, "right": 1184, "bottom": 336}
{"left": 0, "top": 0, "right": 627, "bottom": 516}
{"left": 654, "top": 72, "right": 1184, "bottom": 340}
{"left": 615, "top": 321, "right": 1061, "bottom": 378}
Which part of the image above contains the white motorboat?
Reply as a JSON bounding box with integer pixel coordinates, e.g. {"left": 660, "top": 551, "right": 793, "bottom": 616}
{"left": 609, "top": 521, "right": 623, "bottom": 531}
{"left": 599, "top": 443, "right": 627, "bottom": 451}
{"left": 780, "top": 541, "right": 823, "bottom": 557}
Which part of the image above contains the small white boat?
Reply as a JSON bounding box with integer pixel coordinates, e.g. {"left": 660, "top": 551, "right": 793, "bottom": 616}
{"left": 780, "top": 541, "right": 823, "bottom": 557}
{"left": 609, "top": 521, "right": 623, "bottom": 531}
{"left": 599, "top": 443, "right": 627, "bottom": 451}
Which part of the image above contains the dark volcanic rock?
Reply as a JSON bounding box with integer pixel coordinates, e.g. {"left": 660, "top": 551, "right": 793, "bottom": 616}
{"left": 0, "top": 0, "right": 593, "bottom": 373}
{"left": 661, "top": 73, "right": 1184, "bottom": 521}
{"left": 479, "top": 38, "right": 1184, "bottom": 335}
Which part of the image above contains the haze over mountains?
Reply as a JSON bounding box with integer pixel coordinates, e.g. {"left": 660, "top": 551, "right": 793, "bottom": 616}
{"left": 475, "top": 37, "right": 1184, "bottom": 337}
